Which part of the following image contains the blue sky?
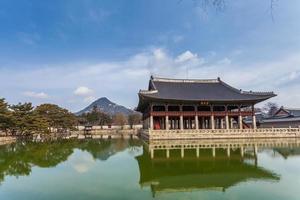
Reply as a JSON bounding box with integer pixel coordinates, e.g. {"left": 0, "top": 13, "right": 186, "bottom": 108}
{"left": 0, "top": 0, "right": 300, "bottom": 112}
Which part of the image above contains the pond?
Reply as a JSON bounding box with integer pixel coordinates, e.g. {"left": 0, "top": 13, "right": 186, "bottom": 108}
{"left": 0, "top": 138, "right": 300, "bottom": 200}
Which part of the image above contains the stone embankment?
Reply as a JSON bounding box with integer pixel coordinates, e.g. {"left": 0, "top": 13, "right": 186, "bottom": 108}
{"left": 69, "top": 129, "right": 140, "bottom": 139}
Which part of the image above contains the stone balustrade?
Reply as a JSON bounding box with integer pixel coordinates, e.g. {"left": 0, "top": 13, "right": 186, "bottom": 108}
{"left": 142, "top": 128, "right": 300, "bottom": 140}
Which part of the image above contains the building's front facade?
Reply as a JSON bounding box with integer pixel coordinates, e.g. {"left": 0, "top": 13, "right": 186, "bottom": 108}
{"left": 136, "top": 76, "right": 276, "bottom": 131}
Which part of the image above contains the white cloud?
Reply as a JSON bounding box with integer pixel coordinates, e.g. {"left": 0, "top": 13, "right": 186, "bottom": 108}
{"left": 175, "top": 51, "right": 198, "bottom": 63}
{"left": 23, "top": 91, "right": 49, "bottom": 99}
{"left": 69, "top": 151, "right": 96, "bottom": 174}
{"left": 74, "top": 86, "right": 94, "bottom": 96}
{"left": 2, "top": 48, "right": 300, "bottom": 111}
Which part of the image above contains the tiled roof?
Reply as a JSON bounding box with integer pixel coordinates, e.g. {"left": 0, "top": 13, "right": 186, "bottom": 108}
{"left": 140, "top": 76, "right": 276, "bottom": 102}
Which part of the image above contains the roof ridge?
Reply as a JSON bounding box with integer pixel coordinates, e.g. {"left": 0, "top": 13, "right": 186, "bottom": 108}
{"left": 213, "top": 79, "right": 276, "bottom": 96}
{"left": 283, "top": 107, "right": 300, "bottom": 111}
{"left": 151, "top": 76, "right": 219, "bottom": 83}
{"left": 139, "top": 89, "right": 158, "bottom": 94}
{"left": 241, "top": 91, "right": 275, "bottom": 95}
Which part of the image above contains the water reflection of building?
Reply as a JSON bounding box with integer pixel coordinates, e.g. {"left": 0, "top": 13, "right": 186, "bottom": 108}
{"left": 135, "top": 139, "right": 300, "bottom": 197}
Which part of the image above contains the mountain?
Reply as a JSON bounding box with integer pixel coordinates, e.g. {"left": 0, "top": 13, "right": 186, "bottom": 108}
{"left": 76, "top": 97, "right": 136, "bottom": 116}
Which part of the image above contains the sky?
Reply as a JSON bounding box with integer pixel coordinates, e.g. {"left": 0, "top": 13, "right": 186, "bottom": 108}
{"left": 0, "top": 0, "right": 300, "bottom": 112}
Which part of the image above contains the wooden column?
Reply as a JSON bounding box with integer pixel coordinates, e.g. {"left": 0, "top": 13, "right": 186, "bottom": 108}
{"left": 165, "top": 104, "right": 169, "bottom": 130}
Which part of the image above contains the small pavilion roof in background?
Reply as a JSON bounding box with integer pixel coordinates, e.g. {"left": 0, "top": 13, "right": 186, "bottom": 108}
{"left": 273, "top": 107, "right": 300, "bottom": 118}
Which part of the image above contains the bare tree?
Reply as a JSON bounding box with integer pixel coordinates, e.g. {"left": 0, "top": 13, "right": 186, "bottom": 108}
{"left": 128, "top": 113, "right": 142, "bottom": 129}
{"left": 113, "top": 113, "right": 127, "bottom": 129}
{"left": 263, "top": 102, "right": 279, "bottom": 116}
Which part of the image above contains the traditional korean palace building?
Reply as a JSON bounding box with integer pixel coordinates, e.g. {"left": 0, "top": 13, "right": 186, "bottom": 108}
{"left": 135, "top": 76, "right": 300, "bottom": 140}
{"left": 137, "top": 76, "right": 276, "bottom": 131}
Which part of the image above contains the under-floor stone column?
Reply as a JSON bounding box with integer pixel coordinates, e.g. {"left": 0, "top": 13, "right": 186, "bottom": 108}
{"left": 150, "top": 115, "right": 154, "bottom": 130}
{"left": 252, "top": 115, "right": 257, "bottom": 129}
{"left": 239, "top": 115, "right": 243, "bottom": 129}
{"left": 225, "top": 115, "right": 229, "bottom": 129}
{"left": 195, "top": 115, "right": 199, "bottom": 130}
{"left": 166, "top": 115, "right": 169, "bottom": 130}
{"left": 211, "top": 115, "right": 215, "bottom": 130}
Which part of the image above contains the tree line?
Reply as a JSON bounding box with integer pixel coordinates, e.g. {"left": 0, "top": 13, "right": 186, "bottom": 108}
{"left": 0, "top": 98, "right": 77, "bottom": 136}
{"left": 77, "top": 105, "right": 141, "bottom": 129}
{"left": 0, "top": 99, "right": 142, "bottom": 137}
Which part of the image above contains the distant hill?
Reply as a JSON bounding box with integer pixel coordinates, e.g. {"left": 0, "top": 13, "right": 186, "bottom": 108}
{"left": 76, "top": 97, "right": 136, "bottom": 116}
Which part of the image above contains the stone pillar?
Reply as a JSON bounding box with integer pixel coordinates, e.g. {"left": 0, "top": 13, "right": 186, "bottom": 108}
{"left": 210, "top": 106, "right": 215, "bottom": 129}
{"left": 252, "top": 105, "right": 257, "bottom": 129}
{"left": 211, "top": 115, "right": 215, "bottom": 130}
{"left": 150, "top": 115, "right": 154, "bottom": 130}
{"left": 239, "top": 115, "right": 243, "bottom": 129}
{"left": 195, "top": 115, "right": 199, "bottom": 130}
{"left": 202, "top": 117, "right": 205, "bottom": 129}
{"left": 230, "top": 118, "right": 234, "bottom": 129}
{"left": 225, "top": 115, "right": 229, "bottom": 129}
{"left": 181, "top": 147, "right": 184, "bottom": 158}
{"left": 212, "top": 147, "right": 216, "bottom": 157}
{"left": 180, "top": 116, "right": 183, "bottom": 130}
{"left": 239, "top": 106, "right": 243, "bottom": 129}
{"left": 165, "top": 104, "right": 169, "bottom": 130}
{"left": 166, "top": 116, "right": 169, "bottom": 130}
{"left": 252, "top": 115, "right": 257, "bottom": 129}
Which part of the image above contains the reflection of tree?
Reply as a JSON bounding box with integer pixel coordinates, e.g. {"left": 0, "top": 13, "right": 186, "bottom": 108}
{"left": 78, "top": 139, "right": 143, "bottom": 160}
{"left": 0, "top": 141, "right": 78, "bottom": 184}
{"left": 0, "top": 139, "right": 142, "bottom": 184}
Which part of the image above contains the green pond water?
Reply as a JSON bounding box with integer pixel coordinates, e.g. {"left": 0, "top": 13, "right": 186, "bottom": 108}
{"left": 0, "top": 138, "right": 300, "bottom": 200}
